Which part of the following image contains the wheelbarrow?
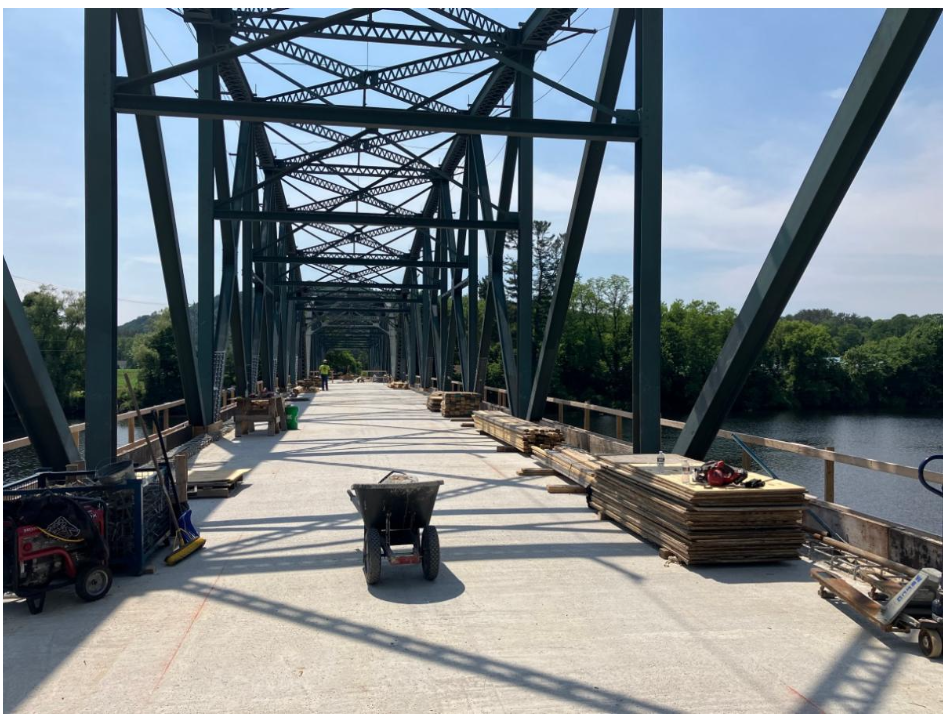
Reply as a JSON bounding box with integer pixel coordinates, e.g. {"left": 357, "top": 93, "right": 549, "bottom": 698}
{"left": 347, "top": 472, "right": 443, "bottom": 585}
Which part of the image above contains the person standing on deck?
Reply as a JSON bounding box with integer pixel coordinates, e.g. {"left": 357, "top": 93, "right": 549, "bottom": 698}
{"left": 319, "top": 360, "right": 331, "bottom": 391}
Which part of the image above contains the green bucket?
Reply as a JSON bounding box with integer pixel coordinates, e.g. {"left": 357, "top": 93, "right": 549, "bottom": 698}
{"left": 286, "top": 404, "right": 299, "bottom": 430}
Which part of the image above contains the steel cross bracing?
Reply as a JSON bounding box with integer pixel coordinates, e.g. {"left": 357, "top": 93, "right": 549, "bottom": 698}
{"left": 68, "top": 7, "right": 930, "bottom": 473}
{"left": 75, "top": 6, "right": 654, "bottom": 469}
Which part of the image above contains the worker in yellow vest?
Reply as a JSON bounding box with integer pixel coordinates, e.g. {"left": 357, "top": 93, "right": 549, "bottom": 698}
{"left": 319, "top": 361, "right": 331, "bottom": 391}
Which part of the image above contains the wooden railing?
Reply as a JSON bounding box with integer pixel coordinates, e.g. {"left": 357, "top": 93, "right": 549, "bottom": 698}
{"left": 3, "top": 387, "right": 239, "bottom": 458}
{"left": 481, "top": 385, "right": 943, "bottom": 499}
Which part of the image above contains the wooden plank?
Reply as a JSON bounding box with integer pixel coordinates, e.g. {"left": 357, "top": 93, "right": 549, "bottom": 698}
{"left": 547, "top": 484, "right": 587, "bottom": 494}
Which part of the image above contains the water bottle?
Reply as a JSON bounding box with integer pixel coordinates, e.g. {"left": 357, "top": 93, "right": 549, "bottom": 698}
{"left": 657, "top": 450, "right": 665, "bottom": 468}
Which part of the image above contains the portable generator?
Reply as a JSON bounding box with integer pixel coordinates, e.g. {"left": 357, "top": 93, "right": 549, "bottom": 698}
{"left": 3, "top": 494, "right": 113, "bottom": 615}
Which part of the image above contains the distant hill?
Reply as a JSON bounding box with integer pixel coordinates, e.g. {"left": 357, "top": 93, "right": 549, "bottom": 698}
{"left": 119, "top": 297, "right": 222, "bottom": 337}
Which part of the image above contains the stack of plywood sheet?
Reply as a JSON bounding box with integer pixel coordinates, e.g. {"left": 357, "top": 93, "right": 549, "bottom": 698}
{"left": 532, "top": 446, "right": 601, "bottom": 488}
{"left": 426, "top": 392, "right": 443, "bottom": 412}
{"left": 440, "top": 392, "right": 480, "bottom": 417}
{"left": 591, "top": 453, "right": 805, "bottom": 564}
{"left": 472, "top": 410, "right": 564, "bottom": 452}
{"left": 388, "top": 381, "right": 409, "bottom": 389}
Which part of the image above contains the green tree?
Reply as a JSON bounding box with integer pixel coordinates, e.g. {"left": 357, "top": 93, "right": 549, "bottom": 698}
{"left": 132, "top": 310, "right": 182, "bottom": 407}
{"left": 21, "top": 285, "right": 86, "bottom": 415}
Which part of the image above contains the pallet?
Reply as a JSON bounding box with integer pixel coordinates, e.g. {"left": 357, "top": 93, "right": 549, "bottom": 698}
{"left": 187, "top": 468, "right": 248, "bottom": 498}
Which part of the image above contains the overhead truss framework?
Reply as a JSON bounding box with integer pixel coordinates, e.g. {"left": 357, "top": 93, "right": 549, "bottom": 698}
{"left": 70, "top": 7, "right": 934, "bottom": 471}
{"left": 81, "top": 6, "right": 657, "bottom": 468}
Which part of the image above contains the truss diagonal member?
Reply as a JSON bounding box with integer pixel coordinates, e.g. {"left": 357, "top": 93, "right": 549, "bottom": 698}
{"left": 431, "top": 8, "right": 509, "bottom": 37}
{"left": 121, "top": 8, "right": 371, "bottom": 92}
{"left": 403, "top": 9, "right": 633, "bottom": 122}
{"left": 230, "top": 31, "right": 460, "bottom": 114}
{"left": 673, "top": 8, "right": 943, "bottom": 459}
{"left": 528, "top": 9, "right": 635, "bottom": 421}
{"left": 231, "top": 12, "right": 502, "bottom": 49}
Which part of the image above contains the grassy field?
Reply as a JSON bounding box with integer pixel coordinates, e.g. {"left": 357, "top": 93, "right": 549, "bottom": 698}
{"left": 117, "top": 368, "right": 142, "bottom": 390}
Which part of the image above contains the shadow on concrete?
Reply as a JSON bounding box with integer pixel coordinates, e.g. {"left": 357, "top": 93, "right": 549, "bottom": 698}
{"left": 367, "top": 562, "right": 465, "bottom": 604}
{"left": 175, "top": 579, "right": 679, "bottom": 713}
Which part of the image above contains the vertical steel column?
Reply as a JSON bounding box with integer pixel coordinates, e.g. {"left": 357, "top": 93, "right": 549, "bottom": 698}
{"left": 528, "top": 9, "right": 635, "bottom": 421}
{"left": 197, "top": 24, "right": 216, "bottom": 424}
{"left": 631, "top": 9, "right": 663, "bottom": 452}
{"left": 470, "top": 135, "right": 518, "bottom": 409}
{"left": 465, "top": 142, "right": 479, "bottom": 392}
{"left": 674, "top": 8, "right": 941, "bottom": 459}
{"left": 84, "top": 9, "right": 118, "bottom": 468}
{"left": 242, "top": 132, "right": 256, "bottom": 391}
{"left": 514, "top": 54, "right": 534, "bottom": 418}
{"left": 5, "top": 260, "right": 82, "bottom": 469}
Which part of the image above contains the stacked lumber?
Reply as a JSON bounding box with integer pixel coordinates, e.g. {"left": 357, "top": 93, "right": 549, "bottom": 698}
{"left": 590, "top": 453, "right": 805, "bottom": 564}
{"left": 388, "top": 381, "right": 409, "bottom": 389}
{"left": 472, "top": 410, "right": 564, "bottom": 452}
{"left": 532, "top": 446, "right": 601, "bottom": 488}
{"left": 441, "top": 392, "right": 480, "bottom": 417}
{"left": 426, "top": 392, "right": 443, "bottom": 412}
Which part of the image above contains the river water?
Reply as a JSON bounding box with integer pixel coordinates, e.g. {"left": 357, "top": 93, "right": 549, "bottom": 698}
{"left": 559, "top": 408, "right": 943, "bottom": 535}
{"left": 4, "top": 409, "right": 943, "bottom": 534}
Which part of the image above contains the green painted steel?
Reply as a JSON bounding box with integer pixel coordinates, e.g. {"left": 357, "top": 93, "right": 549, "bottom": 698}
{"left": 84, "top": 9, "right": 119, "bottom": 468}
{"left": 528, "top": 10, "right": 636, "bottom": 423}
{"left": 4, "top": 260, "right": 82, "bottom": 470}
{"left": 631, "top": 9, "right": 663, "bottom": 453}
{"left": 116, "top": 9, "right": 206, "bottom": 428}
{"left": 674, "top": 8, "right": 942, "bottom": 460}
{"left": 113, "top": 94, "right": 642, "bottom": 142}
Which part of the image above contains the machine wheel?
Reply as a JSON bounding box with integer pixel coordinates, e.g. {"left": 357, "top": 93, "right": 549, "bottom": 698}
{"left": 918, "top": 628, "right": 943, "bottom": 659}
{"left": 75, "top": 565, "right": 113, "bottom": 602}
{"left": 364, "top": 528, "right": 382, "bottom": 586}
{"left": 421, "top": 526, "right": 440, "bottom": 581}
{"left": 818, "top": 586, "right": 835, "bottom": 600}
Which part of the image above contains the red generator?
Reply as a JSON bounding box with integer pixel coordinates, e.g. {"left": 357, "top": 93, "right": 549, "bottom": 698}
{"left": 3, "top": 494, "right": 113, "bottom": 615}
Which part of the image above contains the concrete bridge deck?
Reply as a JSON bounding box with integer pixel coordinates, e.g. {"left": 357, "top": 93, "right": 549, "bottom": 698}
{"left": 3, "top": 383, "right": 942, "bottom": 713}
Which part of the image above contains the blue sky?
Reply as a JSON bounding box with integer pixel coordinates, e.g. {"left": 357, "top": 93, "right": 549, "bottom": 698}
{"left": 3, "top": 8, "right": 943, "bottom": 323}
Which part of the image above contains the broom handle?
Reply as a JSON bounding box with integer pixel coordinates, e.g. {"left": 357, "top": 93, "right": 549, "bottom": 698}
{"left": 123, "top": 373, "right": 181, "bottom": 533}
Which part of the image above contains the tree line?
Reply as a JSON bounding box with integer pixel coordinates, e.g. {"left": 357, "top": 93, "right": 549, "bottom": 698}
{"left": 14, "top": 223, "right": 943, "bottom": 421}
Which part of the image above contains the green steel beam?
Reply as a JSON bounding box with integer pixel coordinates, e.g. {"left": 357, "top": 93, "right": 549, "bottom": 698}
{"left": 84, "top": 9, "right": 119, "bottom": 468}
{"left": 217, "top": 208, "right": 517, "bottom": 232}
{"left": 258, "top": 255, "right": 469, "bottom": 268}
{"left": 515, "top": 53, "right": 535, "bottom": 419}
{"left": 197, "top": 24, "right": 216, "bottom": 423}
{"left": 528, "top": 10, "right": 635, "bottom": 421}
{"left": 674, "top": 8, "right": 942, "bottom": 460}
{"left": 276, "top": 280, "right": 438, "bottom": 290}
{"left": 113, "top": 93, "right": 642, "bottom": 142}
{"left": 116, "top": 9, "right": 206, "bottom": 427}
{"left": 118, "top": 8, "right": 369, "bottom": 91}
{"left": 631, "top": 9, "right": 663, "bottom": 453}
{"left": 4, "top": 260, "right": 81, "bottom": 469}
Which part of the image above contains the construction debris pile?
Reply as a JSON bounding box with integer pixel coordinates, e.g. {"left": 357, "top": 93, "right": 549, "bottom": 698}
{"left": 440, "top": 392, "right": 480, "bottom": 418}
{"left": 472, "top": 410, "right": 564, "bottom": 452}
{"left": 388, "top": 381, "right": 409, "bottom": 390}
{"left": 592, "top": 454, "right": 805, "bottom": 564}
{"left": 426, "top": 392, "right": 443, "bottom": 412}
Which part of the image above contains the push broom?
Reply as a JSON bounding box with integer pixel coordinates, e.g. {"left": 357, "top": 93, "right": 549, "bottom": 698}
{"left": 123, "top": 373, "right": 205, "bottom": 565}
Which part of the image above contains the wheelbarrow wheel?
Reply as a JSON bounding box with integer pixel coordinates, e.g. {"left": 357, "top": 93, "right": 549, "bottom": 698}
{"left": 364, "top": 528, "right": 382, "bottom": 585}
{"left": 918, "top": 628, "right": 942, "bottom": 659}
{"left": 422, "top": 526, "right": 440, "bottom": 581}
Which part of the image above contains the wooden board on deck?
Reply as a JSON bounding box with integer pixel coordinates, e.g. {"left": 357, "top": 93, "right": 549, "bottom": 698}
{"left": 187, "top": 468, "right": 249, "bottom": 498}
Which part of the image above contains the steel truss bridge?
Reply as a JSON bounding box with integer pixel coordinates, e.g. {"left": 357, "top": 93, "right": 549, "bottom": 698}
{"left": 3, "top": 8, "right": 941, "bottom": 473}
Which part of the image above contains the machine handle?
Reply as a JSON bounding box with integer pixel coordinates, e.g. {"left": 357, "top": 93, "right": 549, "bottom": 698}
{"left": 918, "top": 455, "right": 943, "bottom": 497}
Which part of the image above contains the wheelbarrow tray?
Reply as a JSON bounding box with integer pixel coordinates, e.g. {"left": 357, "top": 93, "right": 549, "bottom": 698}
{"left": 348, "top": 479, "right": 443, "bottom": 536}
